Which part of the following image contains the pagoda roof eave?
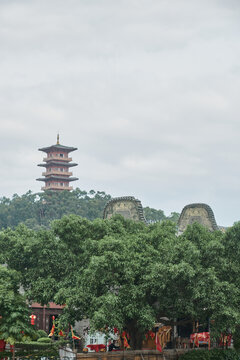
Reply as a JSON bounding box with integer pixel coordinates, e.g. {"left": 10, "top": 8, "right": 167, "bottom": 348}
{"left": 38, "top": 162, "right": 78, "bottom": 167}
{"left": 36, "top": 176, "right": 79, "bottom": 182}
{"left": 38, "top": 144, "right": 77, "bottom": 153}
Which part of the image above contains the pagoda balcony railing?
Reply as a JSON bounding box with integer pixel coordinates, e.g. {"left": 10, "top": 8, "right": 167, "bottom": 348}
{"left": 43, "top": 156, "right": 72, "bottom": 162}
{"left": 42, "top": 171, "right": 73, "bottom": 176}
{"left": 41, "top": 185, "right": 73, "bottom": 191}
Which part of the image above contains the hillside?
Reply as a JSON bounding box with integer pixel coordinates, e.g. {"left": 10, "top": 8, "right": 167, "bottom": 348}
{"left": 0, "top": 189, "right": 179, "bottom": 230}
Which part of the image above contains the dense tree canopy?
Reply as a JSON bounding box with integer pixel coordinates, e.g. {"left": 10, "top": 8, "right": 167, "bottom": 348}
{"left": 0, "top": 266, "right": 33, "bottom": 345}
{"left": 0, "top": 189, "right": 179, "bottom": 230}
{"left": 0, "top": 189, "right": 111, "bottom": 230}
{"left": 1, "top": 215, "right": 240, "bottom": 349}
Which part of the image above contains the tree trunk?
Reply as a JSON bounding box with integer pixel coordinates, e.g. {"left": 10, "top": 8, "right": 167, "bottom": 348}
{"left": 12, "top": 345, "right": 15, "bottom": 360}
{"left": 127, "top": 321, "right": 143, "bottom": 350}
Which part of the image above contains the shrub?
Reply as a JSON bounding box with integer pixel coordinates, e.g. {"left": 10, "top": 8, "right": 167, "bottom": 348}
{"left": 37, "top": 337, "right": 53, "bottom": 343}
{"left": 30, "top": 330, "right": 39, "bottom": 341}
{"left": 179, "top": 348, "right": 240, "bottom": 360}
{"left": 15, "top": 340, "right": 56, "bottom": 350}
{"left": 179, "top": 349, "right": 210, "bottom": 360}
{"left": 37, "top": 329, "right": 48, "bottom": 338}
{"left": 21, "top": 335, "right": 32, "bottom": 343}
{"left": 1, "top": 341, "right": 59, "bottom": 358}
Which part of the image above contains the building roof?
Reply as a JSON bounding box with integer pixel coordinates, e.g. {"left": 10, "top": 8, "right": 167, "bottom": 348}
{"left": 38, "top": 161, "right": 78, "bottom": 167}
{"left": 38, "top": 144, "right": 77, "bottom": 153}
{"left": 31, "top": 302, "right": 65, "bottom": 309}
{"left": 36, "top": 176, "right": 79, "bottom": 182}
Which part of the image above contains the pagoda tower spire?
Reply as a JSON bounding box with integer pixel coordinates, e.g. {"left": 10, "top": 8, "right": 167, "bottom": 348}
{"left": 36, "top": 138, "right": 78, "bottom": 191}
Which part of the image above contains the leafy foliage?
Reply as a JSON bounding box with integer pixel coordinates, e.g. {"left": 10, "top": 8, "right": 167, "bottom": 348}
{"left": 178, "top": 223, "right": 240, "bottom": 335}
{"left": 8, "top": 341, "right": 59, "bottom": 357}
{"left": 2, "top": 215, "right": 240, "bottom": 350}
{"left": 144, "top": 207, "right": 180, "bottom": 223}
{"left": 143, "top": 207, "right": 166, "bottom": 223}
{"left": 37, "top": 337, "right": 53, "bottom": 343}
{"left": 0, "top": 189, "right": 179, "bottom": 230}
{"left": 179, "top": 349, "right": 240, "bottom": 360}
{"left": 0, "top": 189, "right": 111, "bottom": 230}
{"left": 0, "top": 266, "right": 33, "bottom": 344}
{"left": 36, "top": 330, "right": 48, "bottom": 338}
{"left": 233, "top": 326, "right": 240, "bottom": 351}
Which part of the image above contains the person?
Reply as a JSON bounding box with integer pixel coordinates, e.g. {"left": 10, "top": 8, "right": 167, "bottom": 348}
{"left": 108, "top": 340, "right": 120, "bottom": 351}
{"left": 59, "top": 344, "right": 76, "bottom": 360}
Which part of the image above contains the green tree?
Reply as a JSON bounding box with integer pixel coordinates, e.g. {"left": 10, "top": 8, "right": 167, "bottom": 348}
{"left": 0, "top": 188, "right": 181, "bottom": 230}
{"left": 166, "top": 211, "right": 180, "bottom": 223}
{"left": 0, "top": 224, "right": 75, "bottom": 305}
{"left": 0, "top": 266, "right": 33, "bottom": 359}
{"left": 143, "top": 207, "right": 166, "bottom": 223}
{"left": 0, "top": 189, "right": 112, "bottom": 230}
{"left": 143, "top": 207, "right": 180, "bottom": 224}
{"left": 0, "top": 191, "right": 39, "bottom": 229}
{"left": 177, "top": 223, "right": 240, "bottom": 336}
{"left": 2, "top": 216, "right": 239, "bottom": 349}
{"left": 219, "top": 222, "right": 240, "bottom": 337}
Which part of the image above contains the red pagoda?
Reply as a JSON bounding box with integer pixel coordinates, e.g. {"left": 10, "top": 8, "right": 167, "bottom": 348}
{"left": 37, "top": 135, "right": 78, "bottom": 191}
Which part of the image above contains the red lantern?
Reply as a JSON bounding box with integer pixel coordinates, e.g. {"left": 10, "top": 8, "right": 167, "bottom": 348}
{"left": 30, "top": 314, "right": 36, "bottom": 325}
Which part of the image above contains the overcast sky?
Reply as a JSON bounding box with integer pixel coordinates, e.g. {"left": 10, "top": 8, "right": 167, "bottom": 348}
{"left": 0, "top": 0, "right": 240, "bottom": 226}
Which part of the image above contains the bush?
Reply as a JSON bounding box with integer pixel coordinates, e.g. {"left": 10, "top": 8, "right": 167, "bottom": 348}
{"left": 37, "top": 329, "right": 48, "bottom": 338}
{"left": 179, "top": 349, "right": 210, "bottom": 360}
{"left": 15, "top": 341, "right": 56, "bottom": 351}
{"left": 1, "top": 342, "right": 59, "bottom": 358}
{"left": 21, "top": 335, "right": 33, "bottom": 343}
{"left": 179, "top": 349, "right": 240, "bottom": 360}
{"left": 29, "top": 330, "right": 39, "bottom": 341}
{"left": 37, "top": 337, "right": 53, "bottom": 343}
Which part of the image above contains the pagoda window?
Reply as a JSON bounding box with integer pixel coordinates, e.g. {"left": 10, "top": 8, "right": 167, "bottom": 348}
{"left": 60, "top": 168, "right": 63, "bottom": 172}
{"left": 60, "top": 153, "right": 64, "bottom": 158}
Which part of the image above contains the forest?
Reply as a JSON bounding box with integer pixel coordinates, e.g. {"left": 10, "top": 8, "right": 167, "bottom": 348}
{"left": 0, "top": 189, "right": 179, "bottom": 230}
